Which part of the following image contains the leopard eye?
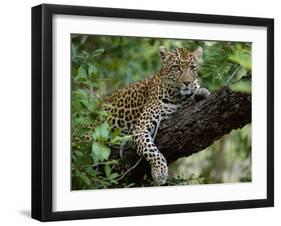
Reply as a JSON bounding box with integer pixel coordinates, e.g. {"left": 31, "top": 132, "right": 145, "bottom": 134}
{"left": 172, "top": 65, "right": 180, "bottom": 70}
{"left": 190, "top": 65, "right": 196, "bottom": 71}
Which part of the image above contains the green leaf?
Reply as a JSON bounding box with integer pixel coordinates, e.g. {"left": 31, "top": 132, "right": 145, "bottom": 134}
{"left": 109, "top": 173, "right": 119, "bottom": 179}
{"left": 111, "top": 128, "right": 123, "bottom": 138}
{"left": 71, "top": 43, "right": 77, "bottom": 56}
{"left": 229, "top": 80, "right": 251, "bottom": 93}
{"left": 229, "top": 44, "right": 252, "bottom": 71}
{"left": 125, "top": 183, "right": 135, "bottom": 188}
{"left": 84, "top": 166, "right": 99, "bottom": 177}
{"left": 91, "top": 142, "right": 111, "bottom": 163}
{"left": 104, "top": 164, "right": 111, "bottom": 178}
{"left": 109, "top": 135, "right": 132, "bottom": 145}
{"left": 79, "top": 99, "right": 89, "bottom": 109}
{"left": 91, "top": 49, "right": 105, "bottom": 58}
{"left": 92, "top": 122, "right": 110, "bottom": 141}
{"left": 94, "top": 109, "right": 109, "bottom": 119}
{"left": 88, "top": 64, "right": 98, "bottom": 78}
{"left": 76, "top": 66, "right": 87, "bottom": 80}
{"left": 73, "top": 150, "right": 83, "bottom": 158}
{"left": 72, "top": 89, "right": 88, "bottom": 98}
{"left": 72, "top": 150, "right": 87, "bottom": 166}
{"left": 75, "top": 170, "right": 91, "bottom": 185}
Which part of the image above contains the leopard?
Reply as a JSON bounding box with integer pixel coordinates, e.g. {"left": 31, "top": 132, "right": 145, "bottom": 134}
{"left": 100, "top": 46, "right": 210, "bottom": 185}
{"left": 77, "top": 46, "right": 210, "bottom": 185}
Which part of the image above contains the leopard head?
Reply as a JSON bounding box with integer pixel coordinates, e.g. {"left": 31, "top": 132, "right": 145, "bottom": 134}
{"left": 159, "top": 46, "right": 203, "bottom": 95}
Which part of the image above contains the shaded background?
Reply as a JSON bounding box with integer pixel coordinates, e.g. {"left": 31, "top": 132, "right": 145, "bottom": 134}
{"left": 71, "top": 35, "right": 251, "bottom": 189}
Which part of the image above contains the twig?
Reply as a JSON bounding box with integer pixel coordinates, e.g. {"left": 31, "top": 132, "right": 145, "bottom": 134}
{"left": 92, "top": 160, "right": 118, "bottom": 167}
{"left": 93, "top": 79, "right": 112, "bottom": 81}
{"left": 226, "top": 64, "right": 241, "bottom": 86}
{"left": 117, "top": 157, "right": 143, "bottom": 181}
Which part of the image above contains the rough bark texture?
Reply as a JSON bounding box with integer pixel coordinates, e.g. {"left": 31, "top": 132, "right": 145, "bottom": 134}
{"left": 111, "top": 87, "right": 251, "bottom": 183}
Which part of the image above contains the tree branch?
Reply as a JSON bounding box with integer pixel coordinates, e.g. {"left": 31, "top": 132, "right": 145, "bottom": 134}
{"left": 110, "top": 87, "right": 251, "bottom": 183}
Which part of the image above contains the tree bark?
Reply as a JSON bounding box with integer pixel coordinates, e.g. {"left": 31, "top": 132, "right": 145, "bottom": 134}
{"left": 111, "top": 87, "right": 251, "bottom": 184}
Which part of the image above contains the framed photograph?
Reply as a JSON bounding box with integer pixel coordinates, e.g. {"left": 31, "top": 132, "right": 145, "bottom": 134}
{"left": 32, "top": 4, "right": 274, "bottom": 221}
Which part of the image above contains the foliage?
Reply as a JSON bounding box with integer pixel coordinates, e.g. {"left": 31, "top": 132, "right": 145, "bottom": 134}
{"left": 71, "top": 45, "right": 133, "bottom": 190}
{"left": 71, "top": 34, "right": 252, "bottom": 189}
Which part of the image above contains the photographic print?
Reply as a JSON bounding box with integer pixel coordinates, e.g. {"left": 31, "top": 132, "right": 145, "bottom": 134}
{"left": 32, "top": 4, "right": 273, "bottom": 221}
{"left": 71, "top": 35, "right": 252, "bottom": 190}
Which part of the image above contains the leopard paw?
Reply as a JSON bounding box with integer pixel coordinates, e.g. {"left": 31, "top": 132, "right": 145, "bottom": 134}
{"left": 151, "top": 162, "right": 168, "bottom": 185}
{"left": 194, "top": 87, "right": 210, "bottom": 101}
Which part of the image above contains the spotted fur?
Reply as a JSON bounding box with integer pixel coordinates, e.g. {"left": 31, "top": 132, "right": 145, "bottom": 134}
{"left": 101, "top": 46, "right": 210, "bottom": 185}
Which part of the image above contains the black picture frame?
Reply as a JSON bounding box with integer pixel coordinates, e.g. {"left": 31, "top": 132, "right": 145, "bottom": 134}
{"left": 32, "top": 3, "right": 274, "bottom": 222}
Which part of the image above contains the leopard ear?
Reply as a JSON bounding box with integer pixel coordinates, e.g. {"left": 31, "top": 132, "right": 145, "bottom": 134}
{"left": 159, "top": 46, "right": 169, "bottom": 59}
{"left": 193, "top": 46, "right": 203, "bottom": 60}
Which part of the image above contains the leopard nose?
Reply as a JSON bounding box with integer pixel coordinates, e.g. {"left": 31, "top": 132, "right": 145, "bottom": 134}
{"left": 183, "top": 81, "right": 190, "bottom": 86}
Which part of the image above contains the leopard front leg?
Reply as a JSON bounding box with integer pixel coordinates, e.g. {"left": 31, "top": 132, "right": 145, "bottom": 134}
{"left": 179, "top": 81, "right": 210, "bottom": 107}
{"left": 193, "top": 87, "right": 210, "bottom": 101}
{"left": 132, "top": 104, "right": 168, "bottom": 185}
